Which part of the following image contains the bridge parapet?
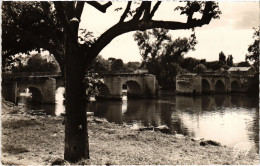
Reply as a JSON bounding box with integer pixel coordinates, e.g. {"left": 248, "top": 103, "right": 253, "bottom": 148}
{"left": 2, "top": 72, "right": 62, "bottom": 79}
{"left": 90, "top": 70, "right": 149, "bottom": 77}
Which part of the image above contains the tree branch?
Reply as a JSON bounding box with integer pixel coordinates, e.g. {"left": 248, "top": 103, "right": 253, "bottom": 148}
{"left": 86, "top": 1, "right": 112, "bottom": 13}
{"left": 75, "top": 1, "right": 85, "bottom": 21}
{"left": 87, "top": 18, "right": 212, "bottom": 61}
{"left": 143, "top": 1, "right": 151, "bottom": 21}
{"left": 83, "top": 1, "right": 218, "bottom": 69}
{"left": 201, "top": 1, "right": 215, "bottom": 24}
{"left": 53, "top": 2, "right": 72, "bottom": 35}
{"left": 119, "top": 1, "right": 132, "bottom": 23}
{"left": 63, "top": 1, "right": 76, "bottom": 20}
{"left": 150, "top": 1, "right": 161, "bottom": 19}
{"left": 132, "top": 2, "right": 146, "bottom": 20}
{"left": 3, "top": 24, "right": 64, "bottom": 72}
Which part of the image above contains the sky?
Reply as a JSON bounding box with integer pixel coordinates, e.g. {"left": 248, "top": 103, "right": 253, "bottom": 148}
{"left": 79, "top": 1, "right": 259, "bottom": 63}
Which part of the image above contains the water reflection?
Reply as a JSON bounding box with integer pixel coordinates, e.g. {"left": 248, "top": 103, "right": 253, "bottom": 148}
{"left": 18, "top": 89, "right": 259, "bottom": 150}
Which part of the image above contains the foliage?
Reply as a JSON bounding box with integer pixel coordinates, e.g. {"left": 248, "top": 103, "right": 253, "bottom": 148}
{"left": 218, "top": 51, "right": 226, "bottom": 65}
{"left": 124, "top": 62, "right": 141, "bottom": 71}
{"left": 7, "top": 53, "right": 59, "bottom": 73}
{"left": 246, "top": 27, "right": 259, "bottom": 69}
{"left": 194, "top": 64, "right": 207, "bottom": 74}
{"left": 84, "top": 73, "right": 104, "bottom": 101}
{"left": 204, "top": 61, "right": 222, "bottom": 71}
{"left": 134, "top": 28, "right": 197, "bottom": 89}
{"left": 248, "top": 73, "right": 259, "bottom": 94}
{"left": 88, "top": 55, "right": 110, "bottom": 72}
{"left": 175, "top": 1, "right": 221, "bottom": 22}
{"left": 226, "top": 55, "right": 233, "bottom": 67}
{"left": 180, "top": 57, "right": 200, "bottom": 72}
{"left": 111, "top": 59, "right": 124, "bottom": 71}
{"left": 2, "top": 1, "right": 64, "bottom": 69}
{"left": 237, "top": 61, "right": 251, "bottom": 67}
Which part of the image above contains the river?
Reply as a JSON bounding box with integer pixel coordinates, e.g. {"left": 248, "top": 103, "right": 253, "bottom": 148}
{"left": 18, "top": 87, "right": 259, "bottom": 150}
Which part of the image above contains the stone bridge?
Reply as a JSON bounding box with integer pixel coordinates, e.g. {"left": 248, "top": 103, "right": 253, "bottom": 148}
{"left": 176, "top": 71, "right": 255, "bottom": 95}
{"left": 2, "top": 72, "right": 64, "bottom": 104}
{"left": 2, "top": 71, "right": 159, "bottom": 104}
{"left": 95, "top": 71, "right": 159, "bottom": 100}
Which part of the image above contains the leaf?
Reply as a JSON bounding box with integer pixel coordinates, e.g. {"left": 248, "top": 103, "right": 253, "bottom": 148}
{"left": 114, "top": 7, "right": 122, "bottom": 12}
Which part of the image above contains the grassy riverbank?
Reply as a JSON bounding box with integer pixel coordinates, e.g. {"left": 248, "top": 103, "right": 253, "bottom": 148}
{"left": 1, "top": 101, "right": 259, "bottom": 165}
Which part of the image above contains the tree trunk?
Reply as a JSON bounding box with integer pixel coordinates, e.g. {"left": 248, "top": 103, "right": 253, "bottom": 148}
{"left": 64, "top": 44, "right": 90, "bottom": 162}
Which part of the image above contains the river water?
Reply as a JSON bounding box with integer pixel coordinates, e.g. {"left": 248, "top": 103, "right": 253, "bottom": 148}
{"left": 18, "top": 87, "right": 259, "bottom": 150}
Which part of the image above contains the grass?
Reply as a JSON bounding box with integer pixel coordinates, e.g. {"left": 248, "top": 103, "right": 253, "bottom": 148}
{"left": 2, "top": 119, "right": 43, "bottom": 129}
{"left": 1, "top": 102, "right": 259, "bottom": 165}
{"left": 2, "top": 145, "right": 29, "bottom": 155}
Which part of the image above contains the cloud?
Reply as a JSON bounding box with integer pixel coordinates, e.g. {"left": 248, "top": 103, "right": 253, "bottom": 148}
{"left": 219, "top": 2, "right": 259, "bottom": 30}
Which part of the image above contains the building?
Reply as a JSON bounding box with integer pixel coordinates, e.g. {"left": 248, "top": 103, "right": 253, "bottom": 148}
{"left": 228, "top": 67, "right": 255, "bottom": 76}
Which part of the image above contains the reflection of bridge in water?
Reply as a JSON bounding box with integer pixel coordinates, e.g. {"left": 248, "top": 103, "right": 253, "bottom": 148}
{"left": 2, "top": 71, "right": 159, "bottom": 104}
{"left": 91, "top": 94, "right": 258, "bottom": 150}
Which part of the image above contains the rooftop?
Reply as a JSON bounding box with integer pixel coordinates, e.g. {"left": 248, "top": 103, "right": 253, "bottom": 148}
{"left": 228, "top": 67, "right": 251, "bottom": 72}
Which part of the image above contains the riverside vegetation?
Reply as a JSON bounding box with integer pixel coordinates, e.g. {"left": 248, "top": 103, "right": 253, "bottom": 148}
{"left": 1, "top": 100, "right": 259, "bottom": 165}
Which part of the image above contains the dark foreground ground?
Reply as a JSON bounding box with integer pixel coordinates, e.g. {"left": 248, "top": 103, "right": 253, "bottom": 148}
{"left": 1, "top": 101, "right": 259, "bottom": 165}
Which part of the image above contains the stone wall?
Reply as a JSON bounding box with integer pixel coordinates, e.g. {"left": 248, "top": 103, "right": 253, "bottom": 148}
{"left": 176, "top": 74, "right": 202, "bottom": 95}
{"left": 2, "top": 77, "right": 56, "bottom": 104}
{"left": 100, "top": 74, "right": 158, "bottom": 100}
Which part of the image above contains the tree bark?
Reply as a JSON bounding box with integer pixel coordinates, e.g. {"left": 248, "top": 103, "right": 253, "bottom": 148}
{"left": 64, "top": 41, "right": 90, "bottom": 162}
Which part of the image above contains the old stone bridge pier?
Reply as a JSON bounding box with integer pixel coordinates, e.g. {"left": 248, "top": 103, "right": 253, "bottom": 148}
{"left": 2, "top": 71, "right": 159, "bottom": 104}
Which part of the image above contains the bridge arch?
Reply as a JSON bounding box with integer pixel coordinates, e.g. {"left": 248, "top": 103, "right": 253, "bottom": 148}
{"left": 231, "top": 81, "right": 240, "bottom": 92}
{"left": 123, "top": 80, "right": 142, "bottom": 97}
{"left": 215, "top": 80, "right": 225, "bottom": 93}
{"left": 18, "top": 86, "right": 43, "bottom": 104}
{"left": 202, "top": 79, "right": 211, "bottom": 94}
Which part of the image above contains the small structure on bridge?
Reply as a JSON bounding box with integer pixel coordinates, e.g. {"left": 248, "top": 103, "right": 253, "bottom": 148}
{"left": 176, "top": 67, "right": 255, "bottom": 95}
{"left": 228, "top": 67, "right": 255, "bottom": 76}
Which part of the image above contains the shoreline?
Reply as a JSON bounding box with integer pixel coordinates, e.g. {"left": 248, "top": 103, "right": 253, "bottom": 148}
{"left": 1, "top": 100, "right": 259, "bottom": 165}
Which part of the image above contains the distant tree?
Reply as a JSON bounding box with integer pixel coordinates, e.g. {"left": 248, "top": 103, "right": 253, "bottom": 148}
{"left": 246, "top": 27, "right": 259, "bottom": 94}
{"left": 111, "top": 59, "right": 124, "bottom": 71}
{"left": 222, "top": 64, "right": 230, "bottom": 70}
{"left": 88, "top": 55, "right": 110, "bottom": 72}
{"left": 218, "top": 51, "right": 226, "bottom": 65}
{"left": 124, "top": 62, "right": 141, "bottom": 71}
{"left": 246, "top": 27, "right": 259, "bottom": 69}
{"left": 237, "top": 61, "right": 251, "bottom": 67}
{"left": 205, "top": 61, "right": 222, "bottom": 71}
{"left": 194, "top": 63, "right": 207, "bottom": 74}
{"left": 226, "top": 55, "right": 233, "bottom": 67}
{"left": 134, "top": 28, "right": 197, "bottom": 89}
{"left": 159, "top": 62, "right": 183, "bottom": 90}
{"left": 11, "top": 53, "right": 59, "bottom": 73}
{"left": 200, "top": 59, "right": 206, "bottom": 64}
{"left": 180, "top": 57, "right": 200, "bottom": 72}
{"left": 108, "top": 57, "right": 116, "bottom": 63}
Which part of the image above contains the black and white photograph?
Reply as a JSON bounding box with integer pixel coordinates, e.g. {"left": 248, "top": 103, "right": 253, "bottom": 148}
{"left": 1, "top": 0, "right": 259, "bottom": 165}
